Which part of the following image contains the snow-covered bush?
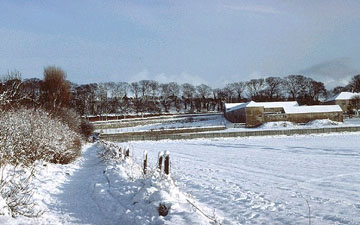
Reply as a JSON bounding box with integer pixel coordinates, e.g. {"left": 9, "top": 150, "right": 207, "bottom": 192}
{"left": 0, "top": 165, "right": 42, "bottom": 217}
{"left": 97, "top": 141, "right": 125, "bottom": 162}
{"left": 97, "top": 141, "right": 222, "bottom": 224}
{"left": 51, "top": 107, "right": 94, "bottom": 140}
{"left": 0, "top": 107, "right": 82, "bottom": 165}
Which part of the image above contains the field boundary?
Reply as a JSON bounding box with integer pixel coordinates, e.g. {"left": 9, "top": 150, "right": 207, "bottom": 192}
{"left": 93, "top": 113, "right": 222, "bottom": 129}
{"left": 100, "top": 126, "right": 360, "bottom": 142}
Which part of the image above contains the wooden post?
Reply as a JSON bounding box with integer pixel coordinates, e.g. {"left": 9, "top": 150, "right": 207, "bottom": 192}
{"left": 125, "top": 148, "right": 130, "bottom": 158}
{"left": 164, "top": 151, "right": 170, "bottom": 175}
{"left": 158, "top": 151, "right": 164, "bottom": 172}
{"left": 143, "top": 151, "right": 148, "bottom": 175}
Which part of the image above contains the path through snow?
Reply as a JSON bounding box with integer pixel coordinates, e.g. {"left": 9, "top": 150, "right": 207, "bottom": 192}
{"left": 8, "top": 143, "right": 215, "bottom": 225}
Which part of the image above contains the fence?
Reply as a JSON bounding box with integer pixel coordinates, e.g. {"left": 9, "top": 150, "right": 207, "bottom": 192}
{"left": 100, "top": 126, "right": 360, "bottom": 142}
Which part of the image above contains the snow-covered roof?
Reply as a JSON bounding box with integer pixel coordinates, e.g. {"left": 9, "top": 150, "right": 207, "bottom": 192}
{"left": 225, "top": 101, "right": 298, "bottom": 112}
{"left": 284, "top": 105, "right": 343, "bottom": 114}
{"left": 254, "top": 101, "right": 299, "bottom": 108}
{"left": 225, "top": 102, "right": 250, "bottom": 112}
{"left": 326, "top": 92, "right": 360, "bottom": 102}
{"left": 224, "top": 103, "right": 245, "bottom": 110}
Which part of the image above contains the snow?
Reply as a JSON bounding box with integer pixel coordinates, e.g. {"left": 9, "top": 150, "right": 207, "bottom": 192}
{"left": 284, "top": 105, "right": 343, "bottom": 114}
{"left": 258, "top": 119, "right": 340, "bottom": 129}
{"left": 97, "top": 114, "right": 360, "bottom": 134}
{"left": 225, "top": 102, "right": 248, "bottom": 112}
{"left": 253, "top": 101, "right": 298, "bottom": 108}
{"left": 2, "top": 143, "right": 217, "bottom": 225}
{"left": 225, "top": 100, "right": 342, "bottom": 115}
{"left": 259, "top": 121, "right": 297, "bottom": 129}
{"left": 326, "top": 92, "right": 360, "bottom": 101}
{"left": 225, "top": 101, "right": 298, "bottom": 112}
{"left": 306, "top": 119, "right": 340, "bottom": 127}
{"left": 98, "top": 115, "right": 225, "bottom": 134}
{"left": 223, "top": 118, "right": 360, "bottom": 132}
{"left": 128, "top": 133, "right": 360, "bottom": 224}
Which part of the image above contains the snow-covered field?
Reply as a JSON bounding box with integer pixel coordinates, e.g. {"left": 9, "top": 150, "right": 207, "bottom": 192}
{"left": 3, "top": 132, "right": 360, "bottom": 224}
{"left": 97, "top": 115, "right": 360, "bottom": 135}
{"left": 98, "top": 115, "right": 225, "bottom": 134}
{"left": 127, "top": 133, "right": 360, "bottom": 225}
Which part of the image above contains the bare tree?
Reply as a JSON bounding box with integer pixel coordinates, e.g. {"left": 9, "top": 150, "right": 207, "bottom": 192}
{"left": 181, "top": 83, "right": 195, "bottom": 111}
{"left": 246, "top": 78, "right": 265, "bottom": 100}
{"left": 40, "top": 66, "right": 71, "bottom": 109}
{"left": 130, "top": 82, "right": 140, "bottom": 99}
{"left": 139, "top": 80, "right": 152, "bottom": 99}
{"left": 228, "top": 82, "right": 246, "bottom": 101}
{"left": 332, "top": 86, "right": 348, "bottom": 96}
{"left": 117, "top": 82, "right": 130, "bottom": 98}
{"left": 350, "top": 95, "right": 360, "bottom": 116}
{"left": 306, "top": 80, "right": 327, "bottom": 104}
{"left": 160, "top": 83, "right": 172, "bottom": 112}
{"left": 149, "top": 80, "right": 159, "bottom": 99}
{"left": 196, "top": 84, "right": 212, "bottom": 111}
{"left": 348, "top": 74, "right": 360, "bottom": 92}
{"left": 223, "top": 84, "right": 235, "bottom": 102}
{"left": 168, "top": 82, "right": 181, "bottom": 111}
{"left": 283, "top": 75, "right": 308, "bottom": 101}
{"left": 264, "top": 77, "right": 283, "bottom": 100}
{"left": 130, "top": 82, "right": 141, "bottom": 113}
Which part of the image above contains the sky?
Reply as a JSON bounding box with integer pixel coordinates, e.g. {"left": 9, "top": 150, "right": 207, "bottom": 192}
{"left": 0, "top": 0, "right": 359, "bottom": 89}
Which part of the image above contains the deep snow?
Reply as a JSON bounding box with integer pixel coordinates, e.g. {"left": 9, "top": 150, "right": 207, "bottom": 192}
{"left": 127, "top": 133, "right": 360, "bottom": 225}
{"left": 1, "top": 143, "right": 218, "bottom": 225}
{"left": 2, "top": 131, "right": 360, "bottom": 224}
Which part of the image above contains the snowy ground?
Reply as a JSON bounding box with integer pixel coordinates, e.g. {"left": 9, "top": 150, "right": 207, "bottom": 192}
{"left": 1, "top": 143, "right": 218, "bottom": 225}
{"left": 96, "top": 115, "right": 360, "bottom": 135}
{"left": 98, "top": 115, "right": 225, "bottom": 134}
{"left": 3, "top": 132, "right": 360, "bottom": 224}
{"left": 127, "top": 133, "right": 360, "bottom": 225}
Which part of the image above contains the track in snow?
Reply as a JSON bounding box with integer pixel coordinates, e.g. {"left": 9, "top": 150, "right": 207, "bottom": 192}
{"left": 129, "top": 133, "right": 360, "bottom": 225}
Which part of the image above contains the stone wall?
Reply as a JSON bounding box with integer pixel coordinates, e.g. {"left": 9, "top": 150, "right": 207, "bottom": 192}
{"left": 264, "top": 107, "right": 284, "bottom": 114}
{"left": 287, "top": 112, "right": 343, "bottom": 123}
{"left": 325, "top": 100, "right": 350, "bottom": 113}
{"left": 264, "top": 113, "right": 288, "bottom": 122}
{"left": 245, "top": 107, "right": 264, "bottom": 127}
{"left": 224, "top": 108, "right": 246, "bottom": 123}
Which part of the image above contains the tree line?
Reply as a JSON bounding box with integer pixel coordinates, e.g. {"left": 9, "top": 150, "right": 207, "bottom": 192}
{"left": 1, "top": 67, "right": 360, "bottom": 117}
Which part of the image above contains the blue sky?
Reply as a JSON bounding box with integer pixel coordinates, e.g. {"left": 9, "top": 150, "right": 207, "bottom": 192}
{"left": 0, "top": 0, "right": 359, "bottom": 88}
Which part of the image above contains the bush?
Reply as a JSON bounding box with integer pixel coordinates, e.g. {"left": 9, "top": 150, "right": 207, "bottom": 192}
{"left": 80, "top": 119, "right": 94, "bottom": 139}
{"left": 49, "top": 107, "right": 94, "bottom": 140}
{"left": 0, "top": 107, "right": 82, "bottom": 166}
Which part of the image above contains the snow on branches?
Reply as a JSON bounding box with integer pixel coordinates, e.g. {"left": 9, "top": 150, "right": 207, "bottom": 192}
{"left": 0, "top": 107, "right": 82, "bottom": 166}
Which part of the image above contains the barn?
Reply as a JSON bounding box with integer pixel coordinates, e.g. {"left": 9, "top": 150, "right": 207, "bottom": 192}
{"left": 224, "top": 101, "right": 343, "bottom": 127}
{"left": 325, "top": 92, "right": 360, "bottom": 114}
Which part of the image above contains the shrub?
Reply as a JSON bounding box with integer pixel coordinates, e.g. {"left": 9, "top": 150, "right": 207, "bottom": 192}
{"left": 49, "top": 107, "right": 94, "bottom": 140}
{"left": 0, "top": 107, "right": 82, "bottom": 166}
{"left": 80, "top": 119, "right": 94, "bottom": 139}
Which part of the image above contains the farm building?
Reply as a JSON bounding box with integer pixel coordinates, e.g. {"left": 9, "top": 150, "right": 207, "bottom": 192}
{"left": 224, "top": 101, "right": 343, "bottom": 127}
{"left": 325, "top": 92, "right": 360, "bottom": 114}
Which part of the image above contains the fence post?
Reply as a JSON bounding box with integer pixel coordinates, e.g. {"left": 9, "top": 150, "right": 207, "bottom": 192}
{"left": 143, "top": 150, "right": 148, "bottom": 175}
{"left": 164, "top": 151, "right": 170, "bottom": 175}
{"left": 125, "top": 148, "right": 130, "bottom": 158}
{"left": 158, "top": 151, "right": 164, "bottom": 172}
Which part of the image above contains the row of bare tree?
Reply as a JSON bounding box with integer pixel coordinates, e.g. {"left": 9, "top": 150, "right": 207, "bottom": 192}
{"left": 1, "top": 67, "right": 360, "bottom": 117}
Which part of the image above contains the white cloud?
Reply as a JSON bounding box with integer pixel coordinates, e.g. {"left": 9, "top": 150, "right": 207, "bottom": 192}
{"left": 127, "top": 69, "right": 208, "bottom": 85}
